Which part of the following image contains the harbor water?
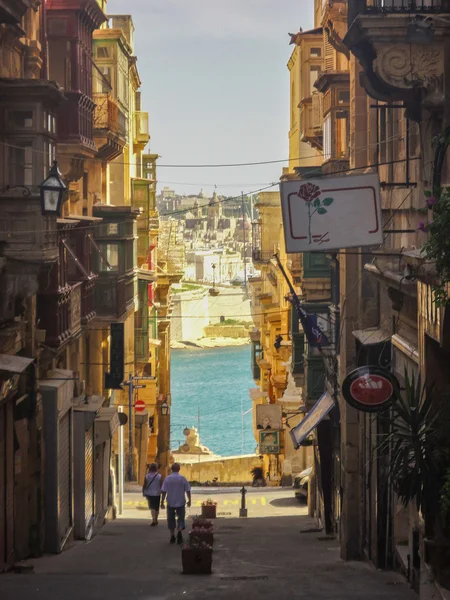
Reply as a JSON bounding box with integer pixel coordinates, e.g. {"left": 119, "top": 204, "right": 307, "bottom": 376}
{"left": 170, "top": 345, "right": 255, "bottom": 456}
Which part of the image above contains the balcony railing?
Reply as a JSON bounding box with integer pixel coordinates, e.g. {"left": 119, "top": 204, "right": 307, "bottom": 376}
{"left": 312, "top": 92, "right": 323, "bottom": 132}
{"left": 351, "top": 0, "right": 450, "bottom": 17}
{"left": 70, "top": 283, "right": 82, "bottom": 337}
{"left": 94, "top": 93, "right": 127, "bottom": 138}
{"left": 134, "top": 111, "right": 150, "bottom": 145}
{"left": 37, "top": 283, "right": 83, "bottom": 348}
{"left": 252, "top": 249, "right": 273, "bottom": 264}
{"left": 95, "top": 275, "right": 136, "bottom": 320}
{"left": 81, "top": 279, "right": 96, "bottom": 325}
{"left": 135, "top": 330, "right": 149, "bottom": 362}
{"left": 300, "top": 101, "right": 315, "bottom": 141}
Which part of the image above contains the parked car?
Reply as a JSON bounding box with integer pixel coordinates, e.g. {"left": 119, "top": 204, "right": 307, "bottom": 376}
{"left": 293, "top": 467, "right": 312, "bottom": 502}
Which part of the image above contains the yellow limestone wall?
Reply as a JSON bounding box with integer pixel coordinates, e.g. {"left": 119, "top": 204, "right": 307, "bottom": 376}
{"left": 177, "top": 455, "right": 264, "bottom": 485}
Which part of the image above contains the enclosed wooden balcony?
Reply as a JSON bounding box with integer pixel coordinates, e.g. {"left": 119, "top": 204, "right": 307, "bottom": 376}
{"left": 0, "top": 0, "right": 34, "bottom": 25}
{"left": 37, "top": 282, "right": 82, "bottom": 348}
{"left": 57, "top": 93, "right": 96, "bottom": 153}
{"left": 94, "top": 276, "right": 136, "bottom": 320}
{"left": 300, "top": 98, "right": 322, "bottom": 150}
{"left": 92, "top": 205, "right": 140, "bottom": 322}
{"left": 93, "top": 93, "right": 127, "bottom": 161}
{"left": 133, "top": 111, "right": 150, "bottom": 148}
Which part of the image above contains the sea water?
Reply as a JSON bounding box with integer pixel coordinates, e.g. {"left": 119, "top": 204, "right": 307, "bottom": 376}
{"left": 170, "top": 345, "right": 255, "bottom": 456}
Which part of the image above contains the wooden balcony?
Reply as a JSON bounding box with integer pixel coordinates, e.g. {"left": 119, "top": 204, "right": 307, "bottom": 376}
{"left": 0, "top": 0, "right": 34, "bottom": 25}
{"left": 37, "top": 282, "right": 82, "bottom": 348}
{"left": 81, "top": 279, "right": 96, "bottom": 325}
{"left": 133, "top": 111, "right": 150, "bottom": 148}
{"left": 57, "top": 92, "right": 96, "bottom": 154}
{"left": 94, "top": 275, "right": 136, "bottom": 321}
{"left": 135, "top": 330, "right": 150, "bottom": 363}
{"left": 93, "top": 93, "right": 127, "bottom": 161}
{"left": 300, "top": 98, "right": 322, "bottom": 150}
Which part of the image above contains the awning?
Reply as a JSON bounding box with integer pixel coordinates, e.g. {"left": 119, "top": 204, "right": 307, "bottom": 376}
{"left": 0, "top": 354, "right": 35, "bottom": 374}
{"left": 290, "top": 391, "right": 335, "bottom": 450}
{"left": 73, "top": 395, "right": 104, "bottom": 431}
{"left": 352, "top": 327, "right": 390, "bottom": 346}
{"left": 95, "top": 407, "right": 120, "bottom": 446}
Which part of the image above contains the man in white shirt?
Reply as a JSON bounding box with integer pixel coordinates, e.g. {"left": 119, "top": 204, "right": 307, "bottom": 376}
{"left": 161, "top": 462, "right": 192, "bottom": 544}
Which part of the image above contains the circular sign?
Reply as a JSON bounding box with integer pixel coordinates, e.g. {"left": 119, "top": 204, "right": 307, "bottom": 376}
{"left": 342, "top": 366, "right": 399, "bottom": 413}
{"left": 134, "top": 399, "right": 146, "bottom": 413}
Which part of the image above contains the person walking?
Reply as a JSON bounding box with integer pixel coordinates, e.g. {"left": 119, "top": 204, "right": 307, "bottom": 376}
{"left": 160, "top": 463, "right": 191, "bottom": 544}
{"left": 142, "top": 463, "right": 162, "bottom": 526}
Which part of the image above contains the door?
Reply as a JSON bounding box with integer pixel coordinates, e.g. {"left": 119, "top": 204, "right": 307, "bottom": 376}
{"left": 94, "top": 443, "right": 105, "bottom": 524}
{"left": 85, "top": 427, "right": 94, "bottom": 534}
{"left": 0, "top": 401, "right": 14, "bottom": 571}
{"left": 58, "top": 411, "right": 72, "bottom": 545}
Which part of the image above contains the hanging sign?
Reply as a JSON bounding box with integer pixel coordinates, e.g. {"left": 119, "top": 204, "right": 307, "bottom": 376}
{"left": 280, "top": 173, "right": 382, "bottom": 253}
{"left": 259, "top": 430, "right": 280, "bottom": 454}
{"left": 104, "top": 323, "right": 125, "bottom": 390}
{"left": 342, "top": 366, "right": 399, "bottom": 413}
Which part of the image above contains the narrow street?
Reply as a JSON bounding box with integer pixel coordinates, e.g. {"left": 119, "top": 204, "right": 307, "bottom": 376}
{"left": 0, "top": 489, "right": 416, "bottom": 600}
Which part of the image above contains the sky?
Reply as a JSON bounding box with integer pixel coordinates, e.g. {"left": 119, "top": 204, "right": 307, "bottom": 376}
{"left": 107, "top": 0, "right": 314, "bottom": 197}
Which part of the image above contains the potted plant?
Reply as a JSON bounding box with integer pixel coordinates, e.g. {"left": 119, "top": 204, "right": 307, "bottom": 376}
{"left": 201, "top": 499, "right": 217, "bottom": 519}
{"left": 250, "top": 466, "right": 266, "bottom": 487}
{"left": 189, "top": 525, "right": 214, "bottom": 547}
{"left": 379, "top": 370, "right": 450, "bottom": 586}
{"left": 192, "top": 517, "right": 213, "bottom": 529}
{"left": 182, "top": 539, "right": 213, "bottom": 575}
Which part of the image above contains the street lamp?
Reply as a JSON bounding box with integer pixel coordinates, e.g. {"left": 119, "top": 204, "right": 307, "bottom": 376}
{"left": 39, "top": 160, "right": 67, "bottom": 216}
{"left": 160, "top": 400, "right": 169, "bottom": 416}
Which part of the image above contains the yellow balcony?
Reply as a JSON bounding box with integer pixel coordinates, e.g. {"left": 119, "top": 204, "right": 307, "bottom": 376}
{"left": 133, "top": 111, "right": 150, "bottom": 147}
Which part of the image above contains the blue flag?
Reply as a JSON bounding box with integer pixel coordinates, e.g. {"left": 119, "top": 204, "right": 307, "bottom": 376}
{"left": 288, "top": 294, "right": 330, "bottom": 348}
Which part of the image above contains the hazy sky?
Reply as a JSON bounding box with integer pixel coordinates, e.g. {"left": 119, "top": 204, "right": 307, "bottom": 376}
{"left": 107, "top": 0, "right": 314, "bottom": 196}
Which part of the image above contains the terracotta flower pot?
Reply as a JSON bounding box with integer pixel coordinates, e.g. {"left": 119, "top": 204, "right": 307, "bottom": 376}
{"left": 201, "top": 505, "right": 217, "bottom": 519}
{"left": 182, "top": 547, "right": 212, "bottom": 575}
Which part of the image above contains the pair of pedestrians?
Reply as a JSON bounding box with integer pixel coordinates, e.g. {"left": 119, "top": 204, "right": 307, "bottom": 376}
{"left": 142, "top": 462, "right": 191, "bottom": 544}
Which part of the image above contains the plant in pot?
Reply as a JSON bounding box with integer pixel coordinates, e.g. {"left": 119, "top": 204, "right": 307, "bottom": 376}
{"left": 192, "top": 517, "right": 213, "bottom": 529}
{"left": 182, "top": 538, "right": 213, "bottom": 575}
{"left": 201, "top": 499, "right": 217, "bottom": 519}
{"left": 189, "top": 525, "right": 214, "bottom": 547}
{"left": 250, "top": 466, "right": 266, "bottom": 487}
{"left": 379, "top": 371, "right": 450, "bottom": 587}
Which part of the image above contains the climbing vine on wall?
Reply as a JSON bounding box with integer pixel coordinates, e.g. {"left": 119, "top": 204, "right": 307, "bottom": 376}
{"left": 421, "top": 187, "right": 450, "bottom": 305}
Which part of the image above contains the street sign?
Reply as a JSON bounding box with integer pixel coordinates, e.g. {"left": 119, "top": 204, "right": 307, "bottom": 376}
{"left": 280, "top": 173, "right": 382, "bottom": 253}
{"left": 342, "top": 366, "right": 399, "bottom": 413}
{"left": 134, "top": 399, "right": 146, "bottom": 413}
{"left": 259, "top": 430, "right": 280, "bottom": 454}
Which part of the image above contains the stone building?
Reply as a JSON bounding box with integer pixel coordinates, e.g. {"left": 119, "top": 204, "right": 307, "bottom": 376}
{"left": 0, "top": 0, "right": 175, "bottom": 570}
{"left": 280, "top": 1, "right": 450, "bottom": 596}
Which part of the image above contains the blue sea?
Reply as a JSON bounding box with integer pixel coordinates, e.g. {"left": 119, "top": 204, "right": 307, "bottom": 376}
{"left": 170, "top": 345, "right": 255, "bottom": 456}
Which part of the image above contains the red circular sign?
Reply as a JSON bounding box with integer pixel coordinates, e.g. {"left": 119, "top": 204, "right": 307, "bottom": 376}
{"left": 342, "top": 366, "right": 399, "bottom": 413}
{"left": 134, "top": 399, "right": 146, "bottom": 413}
{"left": 350, "top": 374, "right": 393, "bottom": 407}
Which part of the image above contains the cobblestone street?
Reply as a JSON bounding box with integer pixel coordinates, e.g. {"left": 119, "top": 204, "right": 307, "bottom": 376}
{"left": 0, "top": 490, "right": 416, "bottom": 600}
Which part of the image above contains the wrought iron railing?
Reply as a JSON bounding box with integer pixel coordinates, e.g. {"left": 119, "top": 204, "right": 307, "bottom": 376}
{"left": 351, "top": 0, "right": 450, "bottom": 17}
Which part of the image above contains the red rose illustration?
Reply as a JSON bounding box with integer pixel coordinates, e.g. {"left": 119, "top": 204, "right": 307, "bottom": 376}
{"left": 298, "top": 183, "right": 321, "bottom": 203}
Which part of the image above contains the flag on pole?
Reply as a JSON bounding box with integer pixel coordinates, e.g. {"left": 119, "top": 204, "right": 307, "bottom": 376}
{"left": 287, "top": 294, "right": 330, "bottom": 348}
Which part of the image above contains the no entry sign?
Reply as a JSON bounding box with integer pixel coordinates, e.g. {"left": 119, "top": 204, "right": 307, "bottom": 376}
{"left": 342, "top": 366, "right": 399, "bottom": 413}
{"left": 134, "top": 399, "right": 146, "bottom": 413}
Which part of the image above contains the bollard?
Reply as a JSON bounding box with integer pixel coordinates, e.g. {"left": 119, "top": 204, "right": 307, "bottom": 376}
{"left": 239, "top": 486, "right": 248, "bottom": 518}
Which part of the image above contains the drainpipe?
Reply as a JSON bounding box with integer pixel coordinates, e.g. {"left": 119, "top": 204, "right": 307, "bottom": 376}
{"left": 41, "top": 0, "right": 48, "bottom": 79}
